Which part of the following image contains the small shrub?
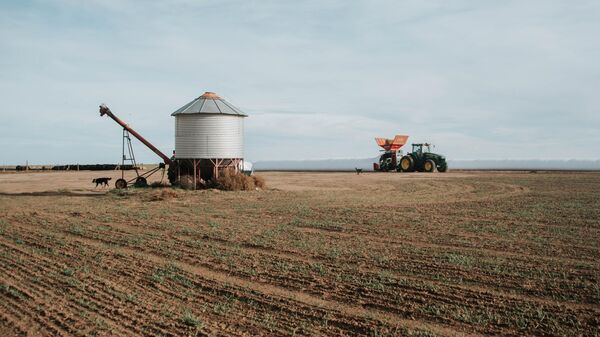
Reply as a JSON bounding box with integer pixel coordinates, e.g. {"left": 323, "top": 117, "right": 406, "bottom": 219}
{"left": 145, "top": 189, "right": 180, "bottom": 201}
{"left": 215, "top": 170, "right": 246, "bottom": 191}
{"left": 242, "top": 175, "right": 255, "bottom": 190}
{"left": 214, "top": 170, "right": 267, "bottom": 191}
{"left": 253, "top": 175, "right": 266, "bottom": 189}
{"left": 62, "top": 268, "right": 75, "bottom": 277}
{"left": 181, "top": 310, "right": 201, "bottom": 327}
{"left": 179, "top": 175, "right": 195, "bottom": 190}
{"left": 444, "top": 253, "right": 473, "bottom": 267}
{"left": 150, "top": 271, "right": 165, "bottom": 284}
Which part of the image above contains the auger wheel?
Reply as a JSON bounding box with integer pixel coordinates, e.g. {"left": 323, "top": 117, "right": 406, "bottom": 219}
{"left": 115, "top": 179, "right": 127, "bottom": 189}
{"left": 134, "top": 176, "right": 148, "bottom": 187}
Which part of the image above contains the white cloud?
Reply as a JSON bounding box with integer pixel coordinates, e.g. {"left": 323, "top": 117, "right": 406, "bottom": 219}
{"left": 0, "top": 0, "right": 599, "bottom": 164}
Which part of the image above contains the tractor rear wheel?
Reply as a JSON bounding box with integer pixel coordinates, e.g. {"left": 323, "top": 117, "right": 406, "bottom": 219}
{"left": 399, "top": 156, "right": 414, "bottom": 172}
{"left": 424, "top": 159, "right": 436, "bottom": 173}
{"left": 115, "top": 179, "right": 127, "bottom": 189}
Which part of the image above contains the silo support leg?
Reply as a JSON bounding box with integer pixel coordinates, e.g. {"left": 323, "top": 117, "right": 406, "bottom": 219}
{"left": 215, "top": 159, "right": 222, "bottom": 179}
{"left": 209, "top": 159, "right": 216, "bottom": 180}
{"left": 192, "top": 159, "right": 197, "bottom": 191}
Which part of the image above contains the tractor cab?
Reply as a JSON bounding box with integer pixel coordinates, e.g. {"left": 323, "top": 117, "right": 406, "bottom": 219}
{"left": 411, "top": 143, "right": 431, "bottom": 155}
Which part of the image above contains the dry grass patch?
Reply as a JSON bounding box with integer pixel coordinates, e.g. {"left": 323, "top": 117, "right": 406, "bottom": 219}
{"left": 215, "top": 170, "right": 266, "bottom": 191}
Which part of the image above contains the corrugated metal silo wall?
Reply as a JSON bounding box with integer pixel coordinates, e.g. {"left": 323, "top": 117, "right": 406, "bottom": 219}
{"left": 174, "top": 114, "right": 244, "bottom": 159}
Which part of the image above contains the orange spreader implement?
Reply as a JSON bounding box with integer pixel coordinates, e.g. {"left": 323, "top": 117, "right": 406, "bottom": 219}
{"left": 375, "top": 135, "right": 409, "bottom": 151}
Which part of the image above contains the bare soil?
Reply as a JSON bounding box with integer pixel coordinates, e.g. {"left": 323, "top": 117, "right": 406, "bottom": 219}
{"left": 0, "top": 170, "right": 598, "bottom": 336}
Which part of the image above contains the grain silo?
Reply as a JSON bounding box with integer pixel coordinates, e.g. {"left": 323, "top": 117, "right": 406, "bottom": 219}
{"left": 170, "top": 92, "right": 247, "bottom": 185}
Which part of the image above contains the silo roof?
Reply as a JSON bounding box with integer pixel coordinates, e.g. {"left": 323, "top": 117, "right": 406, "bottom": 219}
{"left": 171, "top": 92, "right": 247, "bottom": 117}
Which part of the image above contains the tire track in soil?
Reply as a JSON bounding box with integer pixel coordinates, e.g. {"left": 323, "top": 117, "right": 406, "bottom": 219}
{"left": 176, "top": 231, "right": 600, "bottom": 314}
{"left": 0, "top": 239, "right": 185, "bottom": 337}
{"left": 3, "top": 226, "right": 324, "bottom": 336}
{"left": 0, "top": 299, "right": 36, "bottom": 337}
{"left": 57, "top": 215, "right": 597, "bottom": 311}
{"left": 64, "top": 232, "right": 485, "bottom": 337}
{"left": 358, "top": 263, "right": 599, "bottom": 312}
{"left": 85, "top": 226, "right": 579, "bottom": 336}
{"left": 44, "top": 210, "right": 594, "bottom": 301}
{"left": 2, "top": 173, "right": 596, "bottom": 336}
{"left": 186, "top": 235, "right": 322, "bottom": 265}
{"left": 0, "top": 246, "right": 93, "bottom": 337}
{"left": 11, "top": 216, "right": 600, "bottom": 335}
{"left": 2, "top": 232, "right": 383, "bottom": 337}
{"left": 207, "top": 234, "right": 599, "bottom": 314}
{"left": 0, "top": 315, "right": 29, "bottom": 337}
{"left": 292, "top": 227, "right": 599, "bottom": 309}
{"left": 13, "top": 218, "right": 599, "bottom": 335}
{"left": 0, "top": 242, "right": 149, "bottom": 337}
{"left": 280, "top": 180, "right": 527, "bottom": 208}
{"left": 378, "top": 181, "right": 530, "bottom": 206}
{"left": 9, "top": 205, "right": 597, "bottom": 333}
{"left": 294, "top": 225, "right": 590, "bottom": 270}
{"left": 0, "top": 281, "right": 75, "bottom": 337}
{"left": 18, "top": 251, "right": 220, "bottom": 336}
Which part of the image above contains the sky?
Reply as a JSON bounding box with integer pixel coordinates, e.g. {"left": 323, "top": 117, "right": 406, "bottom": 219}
{"left": 0, "top": 0, "right": 599, "bottom": 165}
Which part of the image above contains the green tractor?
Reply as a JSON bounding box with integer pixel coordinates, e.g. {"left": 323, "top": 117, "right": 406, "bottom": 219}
{"left": 398, "top": 143, "right": 448, "bottom": 172}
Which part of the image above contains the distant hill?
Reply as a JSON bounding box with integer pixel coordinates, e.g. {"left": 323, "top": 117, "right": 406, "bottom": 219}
{"left": 254, "top": 158, "right": 600, "bottom": 171}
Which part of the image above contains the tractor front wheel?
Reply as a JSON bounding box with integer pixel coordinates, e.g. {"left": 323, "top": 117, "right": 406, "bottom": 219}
{"left": 438, "top": 163, "right": 448, "bottom": 172}
{"left": 399, "top": 156, "right": 414, "bottom": 172}
{"left": 115, "top": 179, "right": 127, "bottom": 189}
{"left": 424, "top": 159, "right": 436, "bottom": 173}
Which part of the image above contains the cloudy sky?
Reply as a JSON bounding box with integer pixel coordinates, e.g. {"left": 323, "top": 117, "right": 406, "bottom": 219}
{"left": 1, "top": 0, "right": 598, "bottom": 164}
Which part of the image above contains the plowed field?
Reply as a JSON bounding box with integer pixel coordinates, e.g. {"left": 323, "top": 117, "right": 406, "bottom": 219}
{"left": 0, "top": 171, "right": 598, "bottom": 336}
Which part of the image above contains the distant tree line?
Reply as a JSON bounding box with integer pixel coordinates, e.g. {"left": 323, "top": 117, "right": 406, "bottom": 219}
{"left": 10, "top": 164, "right": 139, "bottom": 171}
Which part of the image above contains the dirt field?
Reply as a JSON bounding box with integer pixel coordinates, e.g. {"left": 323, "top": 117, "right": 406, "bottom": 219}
{"left": 0, "top": 171, "right": 598, "bottom": 336}
{"left": 0, "top": 169, "right": 166, "bottom": 195}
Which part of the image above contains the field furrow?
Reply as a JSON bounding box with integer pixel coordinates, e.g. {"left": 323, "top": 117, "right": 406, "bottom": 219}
{"left": 1, "top": 171, "right": 599, "bottom": 336}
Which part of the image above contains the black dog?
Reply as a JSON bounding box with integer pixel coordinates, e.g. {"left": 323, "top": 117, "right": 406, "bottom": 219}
{"left": 355, "top": 168, "right": 363, "bottom": 175}
{"left": 92, "top": 177, "right": 112, "bottom": 187}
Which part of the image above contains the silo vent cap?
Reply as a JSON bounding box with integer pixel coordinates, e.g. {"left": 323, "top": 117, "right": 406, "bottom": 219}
{"left": 200, "top": 92, "right": 220, "bottom": 99}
